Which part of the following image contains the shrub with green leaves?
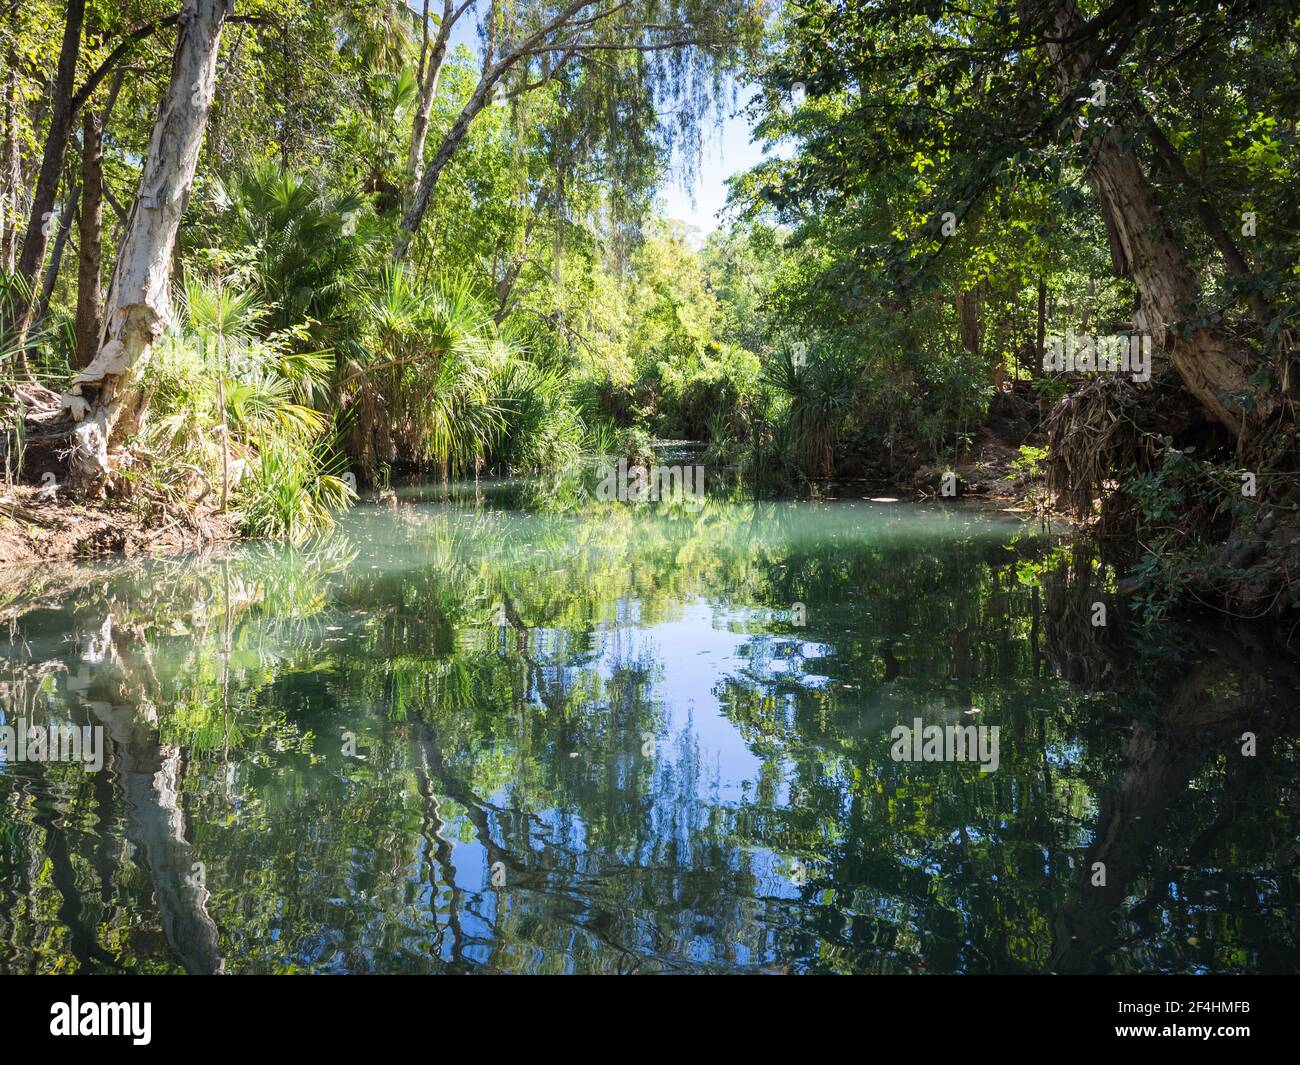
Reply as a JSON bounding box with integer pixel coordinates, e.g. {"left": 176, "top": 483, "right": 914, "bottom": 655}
{"left": 141, "top": 278, "right": 354, "bottom": 540}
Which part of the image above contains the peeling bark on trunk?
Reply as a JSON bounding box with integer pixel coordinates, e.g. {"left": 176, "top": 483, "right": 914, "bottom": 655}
{"left": 1032, "top": 0, "right": 1276, "bottom": 437}
{"left": 1137, "top": 103, "right": 1274, "bottom": 330}
{"left": 1088, "top": 132, "right": 1268, "bottom": 433}
{"left": 63, "top": 0, "right": 230, "bottom": 488}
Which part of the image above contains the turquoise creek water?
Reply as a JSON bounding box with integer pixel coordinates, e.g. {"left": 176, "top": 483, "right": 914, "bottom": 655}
{"left": 1, "top": 480, "right": 1297, "bottom": 973}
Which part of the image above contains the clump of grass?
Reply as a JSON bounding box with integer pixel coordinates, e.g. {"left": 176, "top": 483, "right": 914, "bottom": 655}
{"left": 236, "top": 434, "right": 354, "bottom": 541}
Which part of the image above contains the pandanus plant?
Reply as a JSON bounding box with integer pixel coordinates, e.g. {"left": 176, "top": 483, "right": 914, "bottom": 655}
{"left": 344, "top": 265, "right": 509, "bottom": 480}
{"left": 765, "top": 343, "right": 853, "bottom": 481}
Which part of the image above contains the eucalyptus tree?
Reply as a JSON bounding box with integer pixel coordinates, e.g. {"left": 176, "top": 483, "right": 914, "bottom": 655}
{"left": 64, "top": 0, "right": 234, "bottom": 485}
{"left": 393, "top": 0, "right": 765, "bottom": 258}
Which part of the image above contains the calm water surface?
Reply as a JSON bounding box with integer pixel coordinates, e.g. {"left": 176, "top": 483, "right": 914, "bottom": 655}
{"left": 1, "top": 483, "right": 1297, "bottom": 973}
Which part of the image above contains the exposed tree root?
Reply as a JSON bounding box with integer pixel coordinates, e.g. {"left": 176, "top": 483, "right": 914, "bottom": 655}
{"left": 2, "top": 382, "right": 233, "bottom": 565}
{"left": 1043, "top": 371, "right": 1300, "bottom": 619}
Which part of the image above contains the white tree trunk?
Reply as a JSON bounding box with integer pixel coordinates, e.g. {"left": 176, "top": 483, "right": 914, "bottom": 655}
{"left": 395, "top": 0, "right": 596, "bottom": 258}
{"left": 404, "top": 0, "right": 454, "bottom": 211}
{"left": 63, "top": 0, "right": 230, "bottom": 485}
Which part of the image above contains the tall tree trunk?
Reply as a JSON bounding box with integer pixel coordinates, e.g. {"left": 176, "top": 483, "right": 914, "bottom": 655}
{"left": 1, "top": 34, "right": 21, "bottom": 273}
{"left": 13, "top": 0, "right": 86, "bottom": 356}
{"left": 956, "top": 286, "right": 981, "bottom": 357}
{"left": 395, "top": 0, "right": 593, "bottom": 258}
{"left": 64, "top": 0, "right": 230, "bottom": 487}
{"left": 404, "top": 0, "right": 454, "bottom": 213}
{"left": 31, "top": 178, "right": 80, "bottom": 328}
{"left": 396, "top": 78, "right": 496, "bottom": 259}
{"left": 1033, "top": 276, "right": 1046, "bottom": 379}
{"left": 1031, "top": 0, "right": 1275, "bottom": 437}
{"left": 1089, "top": 130, "right": 1271, "bottom": 435}
{"left": 956, "top": 284, "right": 994, "bottom": 384}
{"left": 1135, "top": 101, "right": 1274, "bottom": 330}
{"left": 74, "top": 107, "right": 105, "bottom": 370}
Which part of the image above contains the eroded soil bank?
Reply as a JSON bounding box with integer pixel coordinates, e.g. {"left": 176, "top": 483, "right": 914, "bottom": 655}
{"left": 1, "top": 483, "right": 233, "bottom": 567}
